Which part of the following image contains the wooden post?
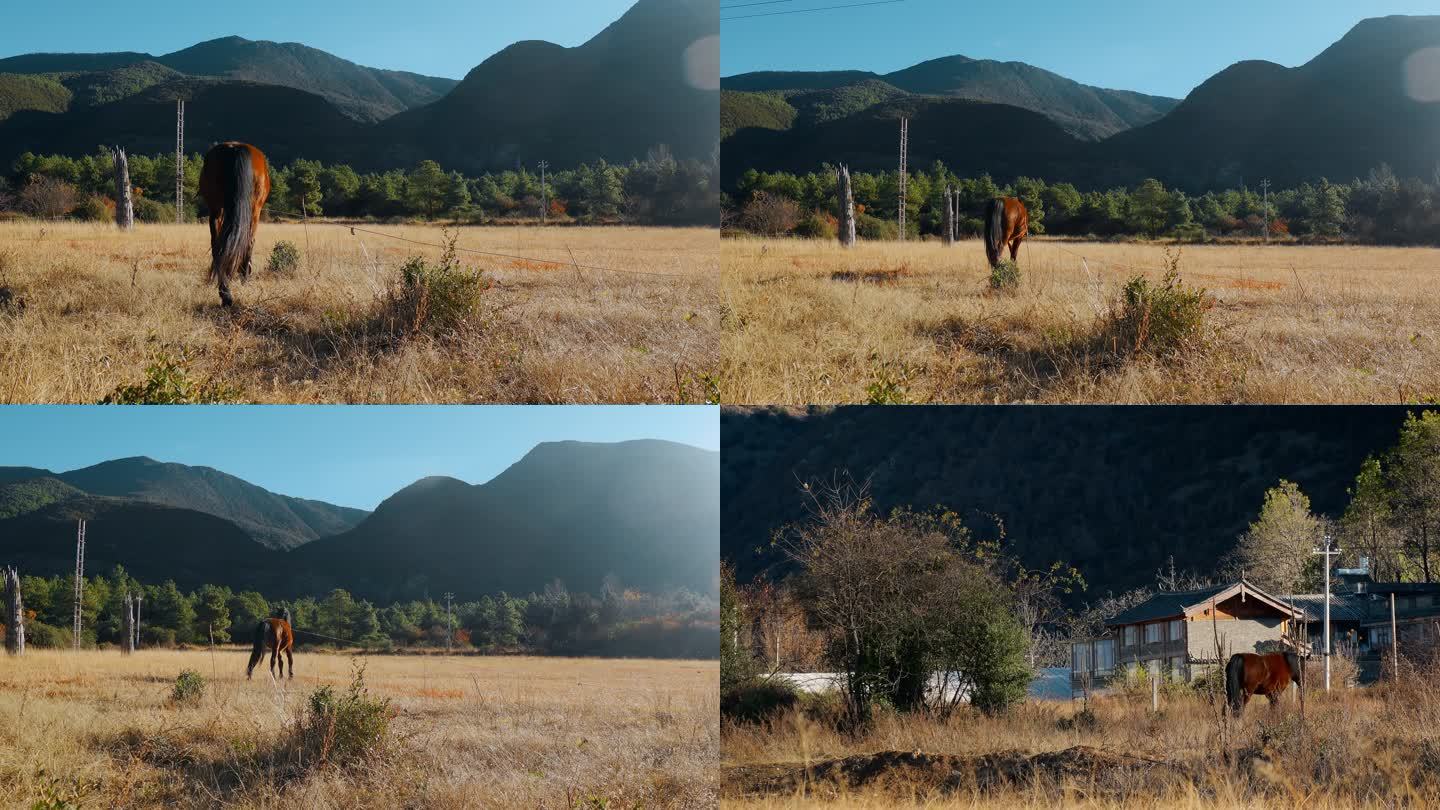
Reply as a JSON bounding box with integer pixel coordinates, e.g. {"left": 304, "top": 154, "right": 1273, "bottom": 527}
{"left": 836, "top": 164, "right": 856, "bottom": 247}
{"left": 113, "top": 147, "right": 134, "bottom": 231}
{"left": 133, "top": 593, "right": 142, "bottom": 650}
{"left": 1151, "top": 666, "right": 1159, "bottom": 712}
{"left": 4, "top": 566, "right": 23, "bottom": 655}
{"left": 942, "top": 185, "right": 955, "bottom": 247}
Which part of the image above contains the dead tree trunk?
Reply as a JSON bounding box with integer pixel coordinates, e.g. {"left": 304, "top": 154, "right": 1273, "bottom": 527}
{"left": 952, "top": 189, "right": 962, "bottom": 242}
{"left": 836, "top": 164, "right": 856, "bottom": 247}
{"left": 122, "top": 593, "right": 134, "bottom": 655}
{"left": 943, "top": 185, "right": 955, "bottom": 247}
{"left": 113, "top": 147, "right": 134, "bottom": 231}
{"left": 4, "top": 566, "right": 23, "bottom": 655}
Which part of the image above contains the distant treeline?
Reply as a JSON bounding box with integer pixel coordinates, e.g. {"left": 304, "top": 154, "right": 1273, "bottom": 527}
{"left": 725, "top": 163, "right": 1440, "bottom": 245}
{"left": 0, "top": 566, "right": 719, "bottom": 659}
{"left": 2, "top": 147, "right": 720, "bottom": 226}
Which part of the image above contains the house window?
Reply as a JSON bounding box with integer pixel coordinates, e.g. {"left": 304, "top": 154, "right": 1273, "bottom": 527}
{"left": 1419, "top": 595, "right": 1433, "bottom": 608}
{"left": 1146, "top": 659, "right": 1161, "bottom": 676}
{"left": 1096, "top": 639, "right": 1115, "bottom": 671}
{"left": 1144, "top": 623, "right": 1162, "bottom": 644}
{"left": 1169, "top": 656, "right": 1185, "bottom": 678}
{"left": 1372, "top": 626, "right": 1393, "bottom": 647}
{"left": 1170, "top": 619, "right": 1185, "bottom": 643}
{"left": 1124, "top": 625, "right": 1137, "bottom": 646}
{"left": 1072, "top": 643, "right": 1091, "bottom": 672}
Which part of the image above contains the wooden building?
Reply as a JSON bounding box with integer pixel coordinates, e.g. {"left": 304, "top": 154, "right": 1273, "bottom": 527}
{"left": 1070, "top": 580, "right": 1304, "bottom": 693}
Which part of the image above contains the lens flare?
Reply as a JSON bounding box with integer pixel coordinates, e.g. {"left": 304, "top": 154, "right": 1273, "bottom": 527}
{"left": 684, "top": 35, "right": 719, "bottom": 91}
{"left": 1403, "top": 47, "right": 1440, "bottom": 103}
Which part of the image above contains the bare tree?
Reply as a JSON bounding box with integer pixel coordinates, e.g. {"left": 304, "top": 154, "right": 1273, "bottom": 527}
{"left": 20, "top": 176, "right": 77, "bottom": 219}
{"left": 741, "top": 191, "right": 799, "bottom": 237}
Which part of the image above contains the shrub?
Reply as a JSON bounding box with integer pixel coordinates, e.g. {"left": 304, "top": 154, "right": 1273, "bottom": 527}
{"left": 134, "top": 197, "right": 176, "bottom": 223}
{"left": 72, "top": 196, "right": 109, "bottom": 222}
{"left": 721, "top": 677, "right": 799, "bottom": 723}
{"left": 266, "top": 240, "right": 301, "bottom": 276}
{"left": 856, "top": 212, "right": 895, "bottom": 240}
{"left": 382, "top": 230, "right": 490, "bottom": 337}
{"left": 1108, "top": 258, "right": 1209, "bottom": 357}
{"left": 20, "top": 176, "right": 77, "bottom": 218}
{"left": 989, "top": 259, "right": 1021, "bottom": 292}
{"left": 100, "top": 343, "right": 243, "bottom": 404}
{"left": 297, "top": 662, "right": 392, "bottom": 766}
{"left": 171, "top": 670, "right": 206, "bottom": 704}
{"left": 741, "top": 192, "right": 799, "bottom": 236}
{"left": 25, "top": 621, "right": 70, "bottom": 648}
{"left": 793, "top": 210, "right": 836, "bottom": 240}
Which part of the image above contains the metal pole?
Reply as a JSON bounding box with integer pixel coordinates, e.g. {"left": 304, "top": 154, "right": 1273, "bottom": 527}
{"left": 897, "top": 118, "right": 908, "bottom": 241}
{"left": 538, "top": 161, "right": 549, "bottom": 224}
{"left": 1312, "top": 535, "right": 1339, "bottom": 692}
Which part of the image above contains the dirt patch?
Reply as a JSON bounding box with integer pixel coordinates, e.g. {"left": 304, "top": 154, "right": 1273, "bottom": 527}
{"left": 831, "top": 266, "right": 909, "bottom": 285}
{"left": 723, "top": 746, "right": 1189, "bottom": 800}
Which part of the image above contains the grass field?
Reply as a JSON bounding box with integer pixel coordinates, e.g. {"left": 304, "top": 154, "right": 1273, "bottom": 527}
{"left": 721, "top": 674, "right": 1440, "bottom": 808}
{"left": 0, "top": 648, "right": 718, "bottom": 808}
{"left": 0, "top": 222, "right": 718, "bottom": 404}
{"left": 721, "top": 236, "right": 1440, "bottom": 404}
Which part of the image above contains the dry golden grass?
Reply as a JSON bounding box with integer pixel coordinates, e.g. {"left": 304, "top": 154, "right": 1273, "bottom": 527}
{"left": 0, "top": 648, "right": 718, "bottom": 808}
{"left": 721, "top": 677, "right": 1440, "bottom": 808}
{"left": 0, "top": 222, "right": 718, "bottom": 403}
{"left": 721, "top": 236, "right": 1440, "bottom": 404}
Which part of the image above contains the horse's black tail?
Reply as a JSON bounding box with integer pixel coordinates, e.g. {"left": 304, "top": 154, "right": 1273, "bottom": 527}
{"left": 246, "top": 620, "right": 268, "bottom": 678}
{"left": 209, "top": 146, "right": 256, "bottom": 286}
{"left": 1225, "top": 653, "right": 1245, "bottom": 714}
{"left": 984, "top": 198, "right": 1004, "bottom": 267}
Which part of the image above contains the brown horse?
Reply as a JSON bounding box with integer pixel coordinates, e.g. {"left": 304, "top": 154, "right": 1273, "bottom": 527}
{"left": 1226, "top": 651, "right": 1303, "bottom": 714}
{"left": 198, "top": 142, "right": 271, "bottom": 307}
{"left": 984, "top": 197, "right": 1029, "bottom": 267}
{"left": 247, "top": 617, "right": 294, "bottom": 680}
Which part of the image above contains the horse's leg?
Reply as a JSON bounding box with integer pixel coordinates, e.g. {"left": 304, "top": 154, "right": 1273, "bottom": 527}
{"left": 270, "top": 646, "right": 278, "bottom": 679}
{"left": 1010, "top": 237, "right": 1021, "bottom": 264}
{"left": 286, "top": 647, "right": 294, "bottom": 680}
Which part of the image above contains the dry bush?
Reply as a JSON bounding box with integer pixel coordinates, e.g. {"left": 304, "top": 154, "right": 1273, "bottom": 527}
{"left": 19, "top": 176, "right": 77, "bottom": 219}
{"left": 743, "top": 192, "right": 800, "bottom": 237}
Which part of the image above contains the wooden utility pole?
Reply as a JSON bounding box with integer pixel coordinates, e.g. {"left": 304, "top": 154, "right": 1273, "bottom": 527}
{"left": 897, "top": 118, "right": 908, "bottom": 240}
{"left": 538, "top": 161, "right": 549, "bottom": 225}
{"left": 942, "top": 185, "right": 955, "bottom": 247}
{"left": 175, "top": 100, "right": 185, "bottom": 224}
{"left": 113, "top": 147, "right": 134, "bottom": 230}
{"left": 4, "top": 566, "right": 23, "bottom": 655}
{"left": 836, "top": 164, "right": 856, "bottom": 247}
{"left": 133, "top": 592, "right": 142, "bottom": 650}
{"left": 72, "top": 519, "right": 86, "bottom": 651}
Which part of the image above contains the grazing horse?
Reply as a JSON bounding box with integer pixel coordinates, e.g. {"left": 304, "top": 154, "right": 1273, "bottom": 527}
{"left": 983, "top": 197, "right": 1029, "bottom": 267}
{"left": 198, "top": 142, "right": 271, "bottom": 307}
{"left": 1226, "top": 651, "right": 1303, "bottom": 715}
{"left": 247, "top": 617, "right": 294, "bottom": 680}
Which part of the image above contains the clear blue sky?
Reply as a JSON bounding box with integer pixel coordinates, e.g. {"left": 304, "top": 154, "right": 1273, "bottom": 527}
{"left": 721, "top": 0, "right": 1438, "bottom": 98}
{"left": 0, "top": 406, "right": 718, "bottom": 511}
{"left": 0, "top": 0, "right": 638, "bottom": 80}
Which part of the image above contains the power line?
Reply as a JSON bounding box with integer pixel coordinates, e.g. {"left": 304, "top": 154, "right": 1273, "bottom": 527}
{"left": 721, "top": 0, "right": 904, "bottom": 21}
{"left": 721, "top": 0, "right": 806, "bottom": 8}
